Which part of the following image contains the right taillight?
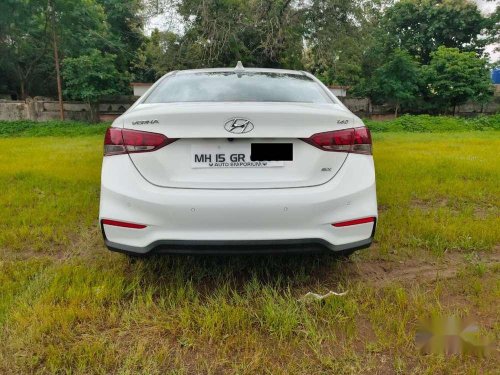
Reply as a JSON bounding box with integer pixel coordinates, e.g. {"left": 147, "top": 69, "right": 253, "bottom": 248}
{"left": 104, "top": 128, "right": 177, "bottom": 156}
{"left": 302, "top": 127, "right": 372, "bottom": 155}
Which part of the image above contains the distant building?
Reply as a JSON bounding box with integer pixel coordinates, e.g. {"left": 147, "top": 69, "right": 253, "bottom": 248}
{"left": 328, "top": 85, "right": 349, "bottom": 97}
{"left": 131, "top": 82, "right": 153, "bottom": 97}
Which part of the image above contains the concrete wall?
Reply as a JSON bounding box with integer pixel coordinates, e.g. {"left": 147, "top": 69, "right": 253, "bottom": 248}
{"left": 339, "top": 97, "right": 500, "bottom": 119}
{"left": 0, "top": 102, "right": 29, "bottom": 120}
{"left": 340, "top": 98, "right": 370, "bottom": 115}
{"left": 0, "top": 99, "right": 132, "bottom": 122}
{"left": 329, "top": 87, "right": 347, "bottom": 97}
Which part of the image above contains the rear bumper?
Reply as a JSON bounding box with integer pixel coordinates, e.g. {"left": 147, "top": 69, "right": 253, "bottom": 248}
{"left": 99, "top": 153, "right": 377, "bottom": 255}
{"left": 103, "top": 236, "right": 374, "bottom": 255}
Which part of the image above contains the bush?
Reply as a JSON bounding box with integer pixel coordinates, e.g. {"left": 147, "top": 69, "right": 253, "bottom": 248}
{"left": 0, "top": 121, "right": 109, "bottom": 137}
{"left": 365, "top": 114, "right": 500, "bottom": 133}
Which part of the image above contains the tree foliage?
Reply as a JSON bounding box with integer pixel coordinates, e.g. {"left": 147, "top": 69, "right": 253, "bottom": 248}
{"left": 62, "top": 50, "right": 125, "bottom": 103}
{"left": 0, "top": 0, "right": 141, "bottom": 99}
{"left": 424, "top": 46, "right": 492, "bottom": 113}
{"left": 62, "top": 50, "right": 127, "bottom": 121}
{"left": 0, "top": 0, "right": 52, "bottom": 98}
{"left": 369, "top": 49, "right": 422, "bottom": 115}
{"left": 0, "top": 0, "right": 497, "bottom": 113}
{"left": 95, "top": 0, "right": 145, "bottom": 72}
{"left": 178, "top": 0, "right": 304, "bottom": 68}
{"left": 303, "top": 0, "right": 388, "bottom": 86}
{"left": 382, "top": 0, "right": 489, "bottom": 64}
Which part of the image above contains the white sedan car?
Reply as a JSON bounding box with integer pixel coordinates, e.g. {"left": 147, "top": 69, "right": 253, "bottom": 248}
{"left": 99, "top": 64, "right": 377, "bottom": 256}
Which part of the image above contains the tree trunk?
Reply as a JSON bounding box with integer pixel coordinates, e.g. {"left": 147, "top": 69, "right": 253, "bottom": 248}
{"left": 19, "top": 80, "right": 26, "bottom": 100}
{"left": 395, "top": 103, "right": 399, "bottom": 117}
{"left": 51, "top": 2, "right": 64, "bottom": 121}
{"left": 89, "top": 102, "right": 99, "bottom": 123}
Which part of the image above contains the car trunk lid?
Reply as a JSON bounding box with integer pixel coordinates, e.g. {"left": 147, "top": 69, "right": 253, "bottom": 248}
{"left": 121, "top": 102, "right": 355, "bottom": 189}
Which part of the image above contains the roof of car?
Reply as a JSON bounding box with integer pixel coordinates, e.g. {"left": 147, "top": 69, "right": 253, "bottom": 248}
{"left": 174, "top": 67, "right": 306, "bottom": 76}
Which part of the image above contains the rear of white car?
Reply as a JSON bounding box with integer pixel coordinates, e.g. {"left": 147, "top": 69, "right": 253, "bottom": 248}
{"left": 99, "top": 67, "right": 377, "bottom": 255}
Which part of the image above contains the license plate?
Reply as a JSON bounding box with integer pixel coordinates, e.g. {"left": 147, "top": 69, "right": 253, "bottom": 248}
{"left": 192, "top": 144, "right": 285, "bottom": 168}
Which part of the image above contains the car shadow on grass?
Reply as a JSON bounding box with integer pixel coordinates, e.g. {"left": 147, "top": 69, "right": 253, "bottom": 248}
{"left": 124, "top": 251, "right": 354, "bottom": 296}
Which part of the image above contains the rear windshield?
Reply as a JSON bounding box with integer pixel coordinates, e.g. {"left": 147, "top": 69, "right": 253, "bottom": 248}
{"left": 144, "top": 72, "right": 332, "bottom": 103}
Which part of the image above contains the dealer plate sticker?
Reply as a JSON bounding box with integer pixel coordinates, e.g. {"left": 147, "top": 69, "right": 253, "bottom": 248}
{"left": 191, "top": 144, "right": 284, "bottom": 168}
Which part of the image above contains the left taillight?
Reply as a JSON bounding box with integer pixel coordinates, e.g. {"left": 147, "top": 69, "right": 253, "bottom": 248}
{"left": 104, "top": 128, "right": 177, "bottom": 156}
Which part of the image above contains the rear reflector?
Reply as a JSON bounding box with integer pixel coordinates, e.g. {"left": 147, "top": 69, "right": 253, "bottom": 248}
{"left": 104, "top": 128, "right": 177, "bottom": 156}
{"left": 302, "top": 127, "right": 372, "bottom": 155}
{"left": 101, "top": 219, "right": 147, "bottom": 229}
{"left": 332, "top": 217, "right": 375, "bottom": 227}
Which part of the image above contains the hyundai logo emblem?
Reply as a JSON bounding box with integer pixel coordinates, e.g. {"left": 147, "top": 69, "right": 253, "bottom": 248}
{"left": 224, "top": 118, "right": 254, "bottom": 134}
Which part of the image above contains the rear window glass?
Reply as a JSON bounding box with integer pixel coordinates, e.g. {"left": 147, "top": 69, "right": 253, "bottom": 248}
{"left": 144, "top": 72, "right": 332, "bottom": 103}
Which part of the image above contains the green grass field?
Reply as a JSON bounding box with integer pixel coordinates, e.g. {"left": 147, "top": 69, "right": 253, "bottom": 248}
{"left": 0, "top": 118, "right": 499, "bottom": 374}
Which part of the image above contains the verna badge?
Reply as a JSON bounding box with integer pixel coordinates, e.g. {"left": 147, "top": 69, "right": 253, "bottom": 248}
{"left": 131, "top": 119, "right": 159, "bottom": 125}
{"left": 224, "top": 118, "right": 254, "bottom": 134}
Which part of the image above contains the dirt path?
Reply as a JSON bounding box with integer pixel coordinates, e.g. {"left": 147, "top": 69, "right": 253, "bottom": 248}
{"left": 348, "top": 250, "right": 500, "bottom": 287}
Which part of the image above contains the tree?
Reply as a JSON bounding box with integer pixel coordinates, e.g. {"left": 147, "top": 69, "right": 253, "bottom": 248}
{"left": 0, "top": 0, "right": 141, "bottom": 99}
{"left": 133, "top": 0, "right": 306, "bottom": 81}
{"left": 382, "top": 0, "right": 490, "bottom": 64}
{"left": 369, "top": 49, "right": 421, "bottom": 116}
{"left": 132, "top": 28, "right": 204, "bottom": 81}
{"left": 174, "top": 0, "right": 304, "bottom": 69}
{"left": 0, "top": 0, "right": 52, "bottom": 98}
{"left": 62, "top": 50, "right": 127, "bottom": 121}
{"left": 423, "top": 46, "right": 492, "bottom": 114}
{"left": 95, "top": 0, "right": 145, "bottom": 73}
{"left": 303, "top": 0, "right": 387, "bottom": 86}
{"left": 145, "top": 0, "right": 385, "bottom": 86}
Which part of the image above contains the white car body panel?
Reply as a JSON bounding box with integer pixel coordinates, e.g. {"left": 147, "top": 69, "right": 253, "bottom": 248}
{"left": 124, "top": 102, "right": 356, "bottom": 189}
{"left": 99, "top": 67, "right": 377, "bottom": 255}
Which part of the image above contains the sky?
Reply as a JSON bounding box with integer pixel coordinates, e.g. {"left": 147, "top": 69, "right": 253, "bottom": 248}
{"left": 475, "top": 0, "right": 499, "bottom": 61}
{"left": 474, "top": 0, "right": 497, "bottom": 14}
{"left": 146, "top": 0, "right": 499, "bottom": 62}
